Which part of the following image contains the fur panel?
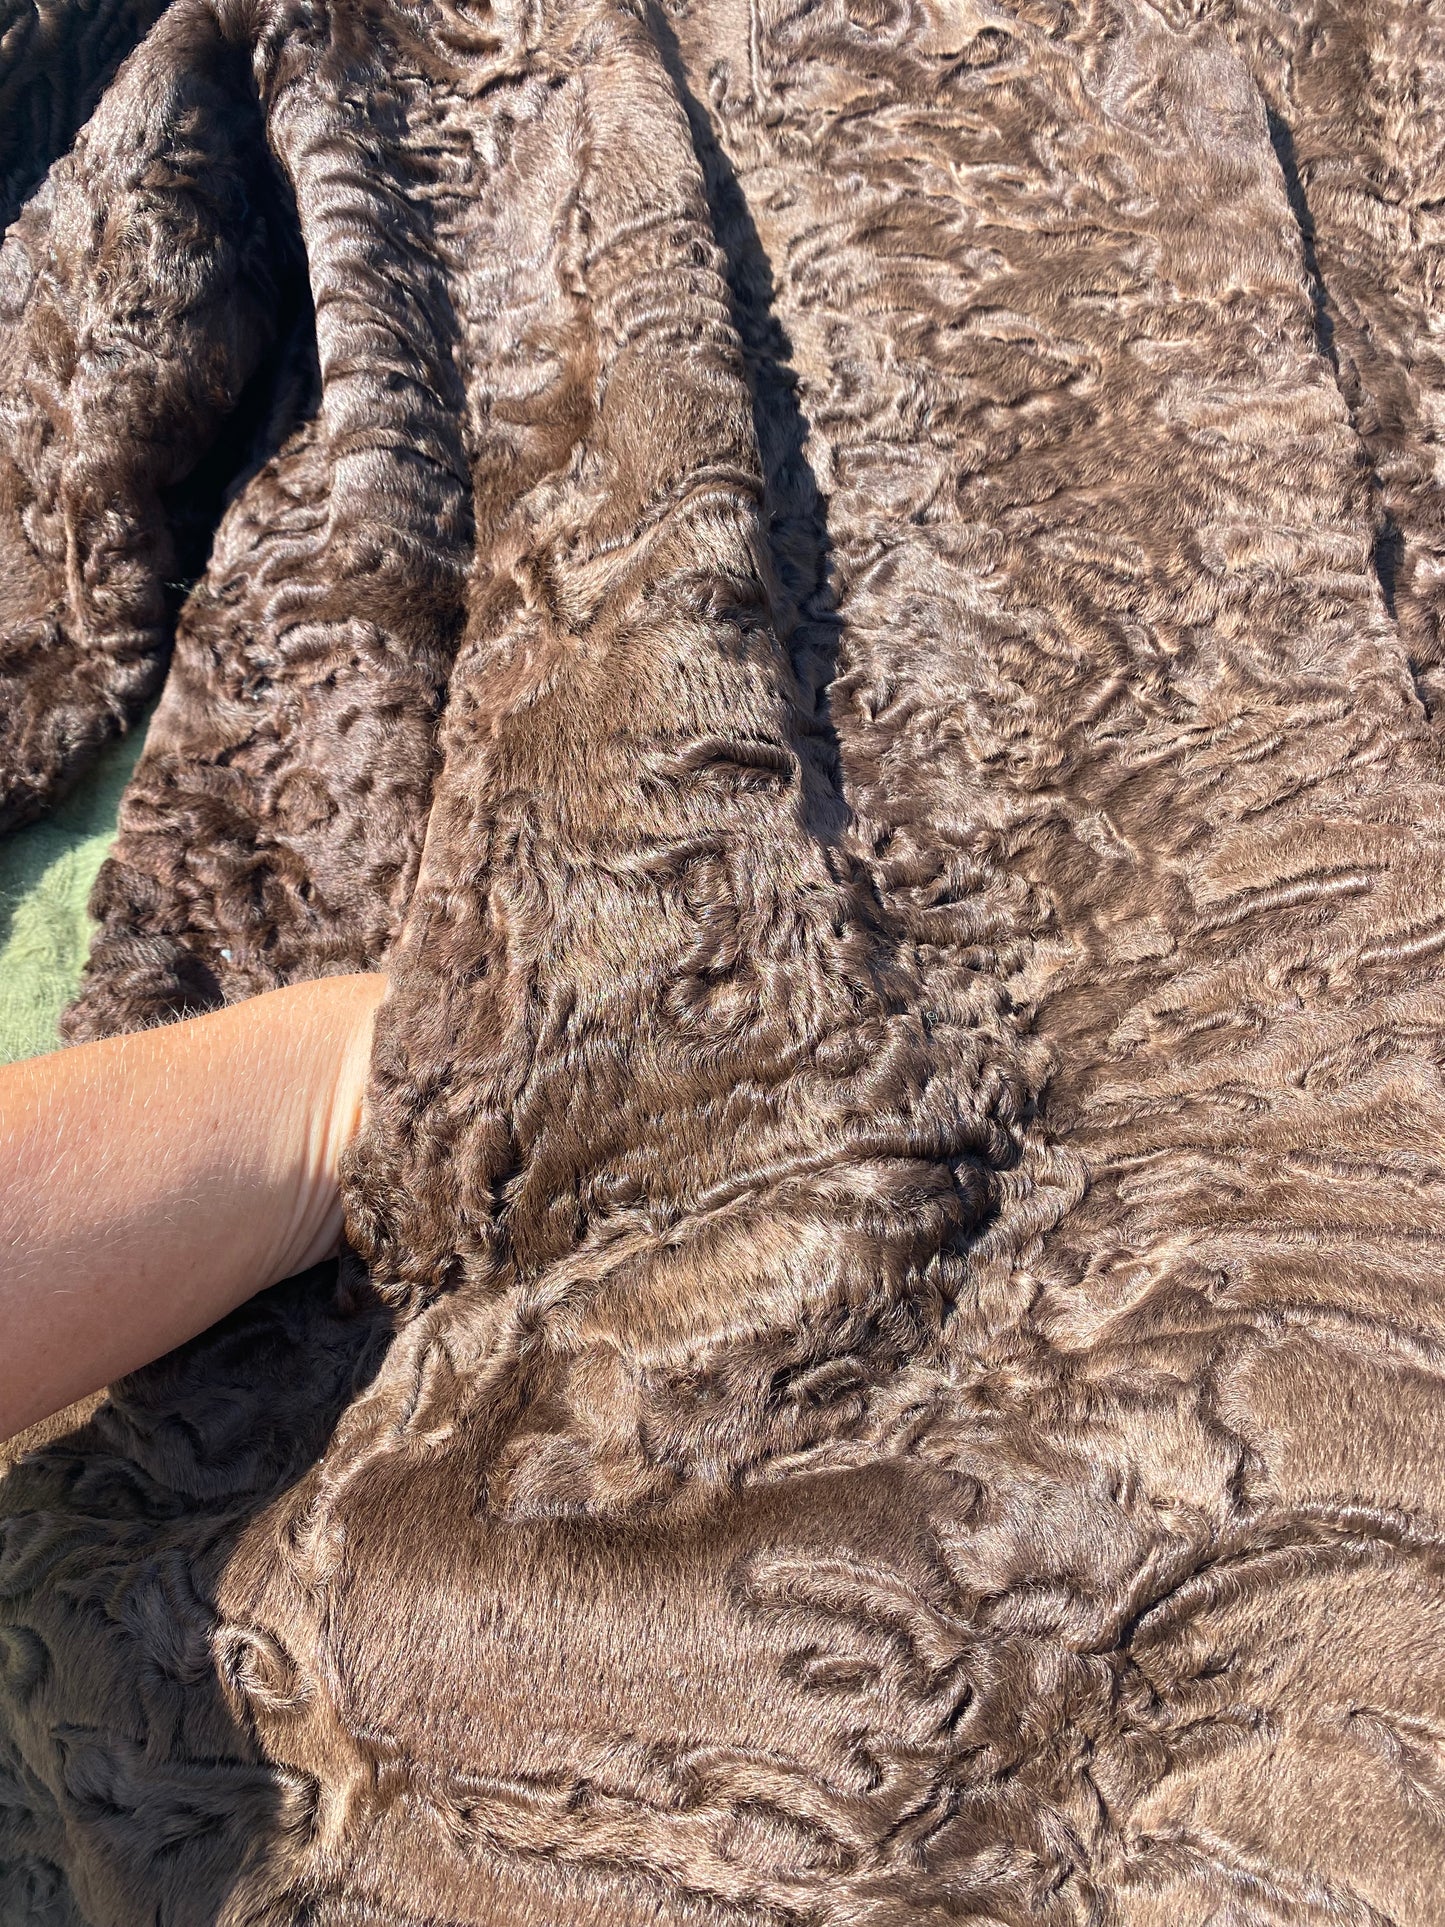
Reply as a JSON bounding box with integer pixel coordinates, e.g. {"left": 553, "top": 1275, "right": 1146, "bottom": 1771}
{"left": 5, "top": 0, "right": 1445, "bottom": 1921}
{"left": 1217, "top": 0, "right": 1445, "bottom": 721}
{"left": 0, "top": 0, "right": 283, "bottom": 836}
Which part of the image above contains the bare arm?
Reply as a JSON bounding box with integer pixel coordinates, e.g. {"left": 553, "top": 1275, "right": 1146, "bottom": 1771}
{"left": 0, "top": 973, "right": 386, "bottom": 1442}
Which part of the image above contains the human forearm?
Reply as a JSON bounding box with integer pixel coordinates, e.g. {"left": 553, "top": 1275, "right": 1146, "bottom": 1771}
{"left": 0, "top": 973, "right": 385, "bottom": 1441}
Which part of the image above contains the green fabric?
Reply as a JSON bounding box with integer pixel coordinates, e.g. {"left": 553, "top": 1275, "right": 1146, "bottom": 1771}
{"left": 0, "top": 726, "right": 145, "bottom": 1064}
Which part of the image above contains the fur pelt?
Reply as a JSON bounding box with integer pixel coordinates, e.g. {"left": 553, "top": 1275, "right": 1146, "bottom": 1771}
{"left": 5, "top": 0, "right": 1445, "bottom": 1919}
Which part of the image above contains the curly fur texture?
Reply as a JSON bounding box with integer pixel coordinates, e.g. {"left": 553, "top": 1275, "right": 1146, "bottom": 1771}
{"left": 0, "top": 0, "right": 169, "bottom": 227}
{"left": 6, "top": 0, "right": 1445, "bottom": 1921}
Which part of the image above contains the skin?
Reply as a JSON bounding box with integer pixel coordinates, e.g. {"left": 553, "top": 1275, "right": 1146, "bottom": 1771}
{"left": 0, "top": 972, "right": 386, "bottom": 1442}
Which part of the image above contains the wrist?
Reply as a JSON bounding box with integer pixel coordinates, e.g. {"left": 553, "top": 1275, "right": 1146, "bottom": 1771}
{"left": 267, "top": 973, "right": 387, "bottom": 1281}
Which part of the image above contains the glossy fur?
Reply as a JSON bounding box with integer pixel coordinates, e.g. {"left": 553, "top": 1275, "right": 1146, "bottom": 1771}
{"left": 4, "top": 0, "right": 1445, "bottom": 1919}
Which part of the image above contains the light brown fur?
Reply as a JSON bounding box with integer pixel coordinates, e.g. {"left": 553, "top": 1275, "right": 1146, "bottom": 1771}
{"left": 4, "top": 0, "right": 1445, "bottom": 1920}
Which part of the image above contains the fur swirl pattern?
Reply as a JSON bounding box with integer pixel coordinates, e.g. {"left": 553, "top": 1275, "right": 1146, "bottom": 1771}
{"left": 4, "top": 0, "right": 1445, "bottom": 1919}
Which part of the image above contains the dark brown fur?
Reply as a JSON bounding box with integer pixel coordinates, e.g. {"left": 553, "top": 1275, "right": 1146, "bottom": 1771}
{"left": 4, "top": 0, "right": 1445, "bottom": 1920}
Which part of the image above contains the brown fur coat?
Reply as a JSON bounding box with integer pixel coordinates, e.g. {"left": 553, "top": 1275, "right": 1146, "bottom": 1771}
{"left": 4, "top": 0, "right": 1445, "bottom": 1918}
